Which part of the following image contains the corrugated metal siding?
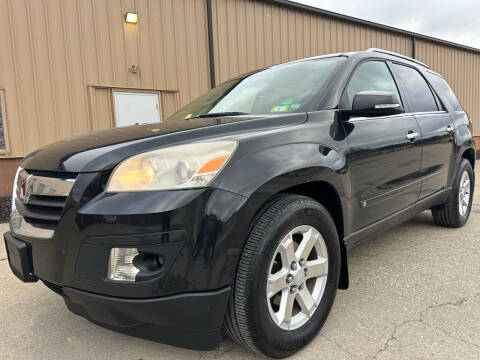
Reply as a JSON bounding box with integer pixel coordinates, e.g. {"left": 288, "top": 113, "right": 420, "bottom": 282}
{"left": 0, "top": 0, "right": 479, "bottom": 159}
{"left": 211, "top": 0, "right": 412, "bottom": 84}
{"left": 211, "top": 0, "right": 480, "bottom": 136}
{"left": 416, "top": 40, "right": 480, "bottom": 136}
{"left": 0, "top": 0, "right": 210, "bottom": 157}
{"left": 0, "top": 91, "right": 6, "bottom": 153}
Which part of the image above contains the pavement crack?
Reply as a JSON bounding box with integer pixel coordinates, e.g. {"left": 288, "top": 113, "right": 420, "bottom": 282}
{"left": 321, "top": 334, "right": 357, "bottom": 358}
{"left": 0, "top": 258, "right": 7, "bottom": 262}
{"left": 367, "top": 294, "right": 478, "bottom": 359}
{"left": 424, "top": 297, "right": 467, "bottom": 311}
{"left": 368, "top": 319, "right": 420, "bottom": 359}
{"left": 422, "top": 296, "right": 480, "bottom": 349}
{"left": 434, "top": 325, "right": 480, "bottom": 349}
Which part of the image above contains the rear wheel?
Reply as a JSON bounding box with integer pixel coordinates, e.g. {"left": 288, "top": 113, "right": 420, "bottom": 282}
{"left": 223, "top": 194, "right": 340, "bottom": 358}
{"left": 431, "top": 159, "right": 474, "bottom": 227}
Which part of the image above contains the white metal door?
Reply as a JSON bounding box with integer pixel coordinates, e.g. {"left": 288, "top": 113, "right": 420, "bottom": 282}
{"left": 114, "top": 92, "right": 161, "bottom": 127}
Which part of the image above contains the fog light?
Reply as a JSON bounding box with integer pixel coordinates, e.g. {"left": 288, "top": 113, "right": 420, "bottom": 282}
{"left": 107, "top": 248, "right": 140, "bottom": 282}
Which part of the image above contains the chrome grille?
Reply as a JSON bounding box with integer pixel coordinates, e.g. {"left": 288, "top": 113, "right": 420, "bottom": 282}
{"left": 10, "top": 168, "right": 76, "bottom": 239}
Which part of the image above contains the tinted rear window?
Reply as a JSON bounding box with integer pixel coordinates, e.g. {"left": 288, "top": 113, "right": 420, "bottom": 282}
{"left": 426, "top": 73, "right": 463, "bottom": 111}
{"left": 391, "top": 64, "right": 438, "bottom": 112}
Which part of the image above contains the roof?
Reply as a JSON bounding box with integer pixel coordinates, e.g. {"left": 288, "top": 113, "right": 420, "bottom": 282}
{"left": 365, "top": 48, "right": 429, "bottom": 68}
{"left": 266, "top": 0, "right": 480, "bottom": 54}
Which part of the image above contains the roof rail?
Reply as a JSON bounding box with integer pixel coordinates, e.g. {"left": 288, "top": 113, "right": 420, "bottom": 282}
{"left": 366, "top": 48, "right": 430, "bottom": 69}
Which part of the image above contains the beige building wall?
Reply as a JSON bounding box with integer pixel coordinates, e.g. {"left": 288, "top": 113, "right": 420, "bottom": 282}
{"left": 0, "top": 0, "right": 479, "bottom": 195}
{"left": 0, "top": 0, "right": 211, "bottom": 159}
{"left": 416, "top": 39, "right": 480, "bottom": 138}
{"left": 211, "top": 0, "right": 412, "bottom": 84}
{"left": 210, "top": 0, "right": 480, "bottom": 145}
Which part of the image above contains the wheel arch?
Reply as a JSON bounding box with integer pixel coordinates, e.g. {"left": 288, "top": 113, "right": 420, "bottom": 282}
{"left": 246, "top": 172, "right": 350, "bottom": 290}
{"left": 220, "top": 143, "right": 351, "bottom": 290}
{"left": 279, "top": 181, "right": 349, "bottom": 290}
{"left": 461, "top": 147, "right": 476, "bottom": 169}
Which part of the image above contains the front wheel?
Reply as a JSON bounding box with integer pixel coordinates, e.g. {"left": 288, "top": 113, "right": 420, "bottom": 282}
{"left": 223, "top": 194, "right": 341, "bottom": 358}
{"left": 431, "top": 159, "right": 474, "bottom": 227}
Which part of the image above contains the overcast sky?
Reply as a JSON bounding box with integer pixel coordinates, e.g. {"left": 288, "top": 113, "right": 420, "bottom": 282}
{"left": 294, "top": 0, "right": 480, "bottom": 49}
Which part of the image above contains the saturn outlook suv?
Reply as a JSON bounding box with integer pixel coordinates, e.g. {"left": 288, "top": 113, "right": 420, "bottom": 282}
{"left": 4, "top": 49, "right": 475, "bottom": 358}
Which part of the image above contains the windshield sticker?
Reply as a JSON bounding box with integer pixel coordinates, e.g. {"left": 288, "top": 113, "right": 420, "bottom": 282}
{"left": 280, "top": 98, "right": 294, "bottom": 106}
{"left": 290, "top": 103, "right": 301, "bottom": 110}
{"left": 271, "top": 105, "right": 290, "bottom": 112}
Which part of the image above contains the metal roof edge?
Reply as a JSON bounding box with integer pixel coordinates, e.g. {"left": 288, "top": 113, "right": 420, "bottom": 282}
{"left": 366, "top": 48, "right": 430, "bottom": 68}
{"left": 264, "top": 0, "right": 480, "bottom": 54}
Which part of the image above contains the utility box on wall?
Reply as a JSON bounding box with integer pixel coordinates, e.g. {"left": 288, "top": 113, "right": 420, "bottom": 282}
{"left": 114, "top": 92, "right": 161, "bottom": 127}
{"left": 87, "top": 86, "right": 179, "bottom": 131}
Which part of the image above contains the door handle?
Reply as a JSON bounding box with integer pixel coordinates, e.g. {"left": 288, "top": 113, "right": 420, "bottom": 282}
{"left": 446, "top": 124, "right": 454, "bottom": 134}
{"left": 406, "top": 131, "right": 419, "bottom": 141}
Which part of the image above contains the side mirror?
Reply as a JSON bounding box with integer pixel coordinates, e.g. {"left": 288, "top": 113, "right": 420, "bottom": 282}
{"left": 347, "top": 91, "right": 404, "bottom": 117}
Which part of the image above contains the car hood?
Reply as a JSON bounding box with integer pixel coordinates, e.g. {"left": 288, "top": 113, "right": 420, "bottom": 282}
{"left": 20, "top": 113, "right": 307, "bottom": 173}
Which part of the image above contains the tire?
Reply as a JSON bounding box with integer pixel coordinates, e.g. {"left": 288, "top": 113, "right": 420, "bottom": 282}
{"left": 224, "top": 194, "right": 341, "bottom": 358}
{"left": 431, "top": 159, "right": 474, "bottom": 227}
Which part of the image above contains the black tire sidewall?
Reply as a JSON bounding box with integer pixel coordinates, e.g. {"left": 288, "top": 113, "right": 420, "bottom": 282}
{"left": 246, "top": 200, "right": 341, "bottom": 356}
{"left": 453, "top": 159, "right": 474, "bottom": 226}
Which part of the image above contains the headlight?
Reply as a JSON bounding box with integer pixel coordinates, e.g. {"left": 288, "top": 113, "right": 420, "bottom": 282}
{"left": 106, "top": 141, "right": 237, "bottom": 192}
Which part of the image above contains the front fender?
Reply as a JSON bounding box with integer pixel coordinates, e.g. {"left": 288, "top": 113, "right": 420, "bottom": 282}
{"left": 215, "top": 141, "right": 350, "bottom": 241}
{"left": 213, "top": 142, "right": 350, "bottom": 290}
{"left": 216, "top": 142, "right": 348, "bottom": 199}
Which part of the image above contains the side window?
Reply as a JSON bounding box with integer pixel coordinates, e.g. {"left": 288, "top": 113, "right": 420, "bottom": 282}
{"left": 391, "top": 64, "right": 438, "bottom": 112}
{"left": 426, "top": 73, "right": 463, "bottom": 111}
{"left": 346, "top": 61, "right": 401, "bottom": 107}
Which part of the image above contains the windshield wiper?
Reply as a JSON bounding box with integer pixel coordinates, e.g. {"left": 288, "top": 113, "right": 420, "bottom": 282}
{"left": 192, "top": 111, "right": 250, "bottom": 119}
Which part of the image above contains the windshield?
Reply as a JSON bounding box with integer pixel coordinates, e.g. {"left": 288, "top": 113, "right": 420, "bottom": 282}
{"left": 168, "top": 57, "right": 345, "bottom": 121}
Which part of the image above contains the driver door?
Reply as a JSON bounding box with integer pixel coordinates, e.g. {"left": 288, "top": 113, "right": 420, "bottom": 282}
{"left": 342, "top": 60, "right": 422, "bottom": 231}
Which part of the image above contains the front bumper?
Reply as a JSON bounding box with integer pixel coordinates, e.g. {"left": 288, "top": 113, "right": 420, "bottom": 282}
{"left": 4, "top": 231, "right": 229, "bottom": 351}
{"left": 9, "top": 172, "right": 254, "bottom": 298}
{"left": 2, "top": 231, "right": 229, "bottom": 350}
{"left": 4, "top": 174, "right": 258, "bottom": 349}
{"left": 63, "top": 285, "right": 230, "bottom": 350}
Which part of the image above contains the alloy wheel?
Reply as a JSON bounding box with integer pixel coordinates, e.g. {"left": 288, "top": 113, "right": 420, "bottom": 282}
{"left": 266, "top": 225, "right": 328, "bottom": 330}
{"left": 458, "top": 170, "right": 471, "bottom": 216}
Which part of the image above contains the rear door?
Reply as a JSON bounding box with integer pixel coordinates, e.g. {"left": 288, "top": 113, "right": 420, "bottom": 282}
{"left": 342, "top": 60, "right": 422, "bottom": 231}
{"left": 390, "top": 63, "right": 455, "bottom": 199}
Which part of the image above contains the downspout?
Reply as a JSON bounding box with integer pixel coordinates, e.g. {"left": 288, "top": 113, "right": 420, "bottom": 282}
{"left": 206, "top": 0, "right": 216, "bottom": 89}
{"left": 411, "top": 36, "right": 416, "bottom": 59}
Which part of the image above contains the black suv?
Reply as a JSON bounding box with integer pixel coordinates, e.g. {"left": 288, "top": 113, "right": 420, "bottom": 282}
{"left": 4, "top": 49, "right": 475, "bottom": 358}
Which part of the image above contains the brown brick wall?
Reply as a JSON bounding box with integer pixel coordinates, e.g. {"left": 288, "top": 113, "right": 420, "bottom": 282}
{"left": 475, "top": 136, "right": 480, "bottom": 150}
{"left": 0, "top": 158, "right": 21, "bottom": 197}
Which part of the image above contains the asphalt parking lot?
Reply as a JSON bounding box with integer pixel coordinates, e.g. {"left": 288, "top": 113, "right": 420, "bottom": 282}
{"left": 1, "top": 169, "right": 479, "bottom": 359}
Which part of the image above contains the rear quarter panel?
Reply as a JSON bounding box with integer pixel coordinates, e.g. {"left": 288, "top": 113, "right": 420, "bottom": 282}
{"left": 453, "top": 111, "right": 476, "bottom": 175}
